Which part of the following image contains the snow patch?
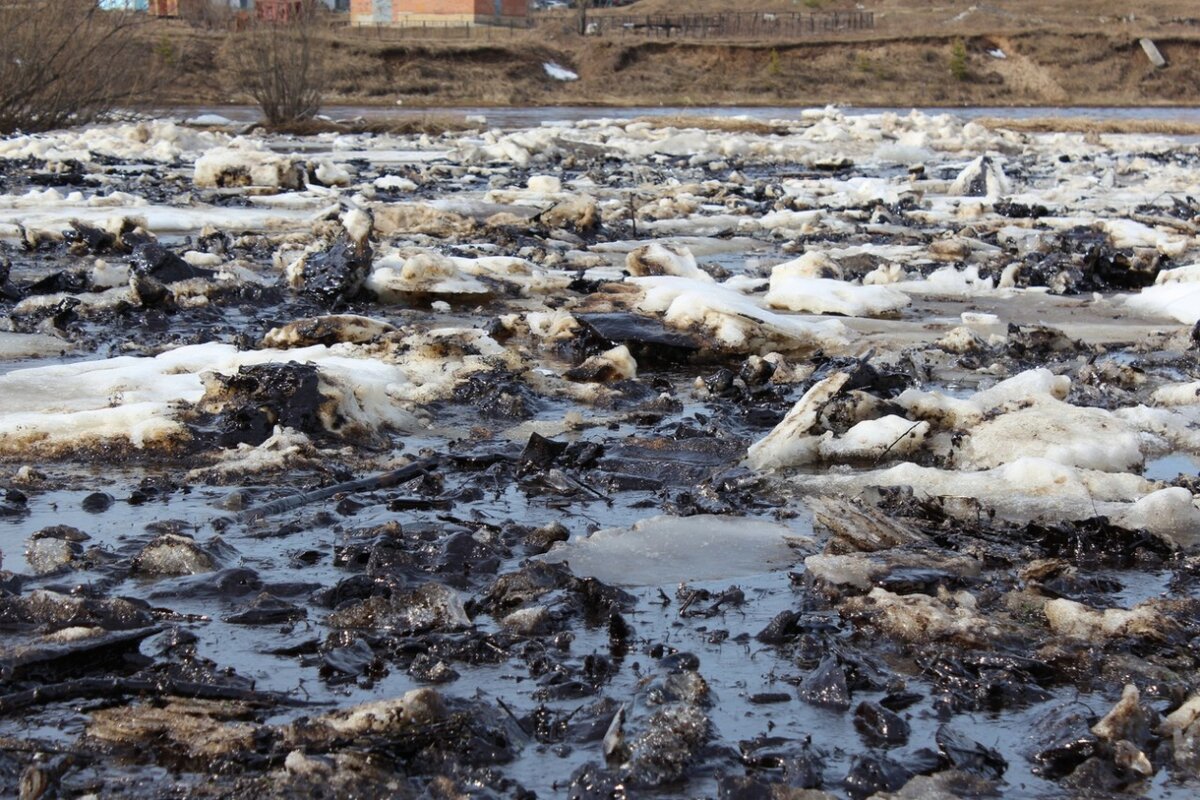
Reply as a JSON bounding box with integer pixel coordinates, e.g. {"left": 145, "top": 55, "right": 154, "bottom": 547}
{"left": 543, "top": 62, "right": 579, "bottom": 81}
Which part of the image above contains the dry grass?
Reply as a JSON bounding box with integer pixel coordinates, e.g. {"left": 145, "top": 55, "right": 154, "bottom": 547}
{"left": 613, "top": 0, "right": 1200, "bottom": 36}
{"left": 139, "top": 4, "right": 1200, "bottom": 113}
{"left": 264, "top": 115, "right": 475, "bottom": 136}
{"left": 977, "top": 116, "right": 1200, "bottom": 135}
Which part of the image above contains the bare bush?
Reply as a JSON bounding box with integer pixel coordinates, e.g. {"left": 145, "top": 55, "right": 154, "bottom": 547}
{"left": 223, "top": 3, "right": 327, "bottom": 126}
{"left": 0, "top": 0, "right": 152, "bottom": 134}
{"left": 180, "top": 0, "right": 235, "bottom": 31}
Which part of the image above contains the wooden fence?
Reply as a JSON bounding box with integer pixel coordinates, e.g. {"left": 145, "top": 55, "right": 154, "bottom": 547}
{"left": 336, "top": 10, "right": 874, "bottom": 42}
{"left": 337, "top": 18, "right": 532, "bottom": 41}
{"left": 581, "top": 10, "right": 875, "bottom": 39}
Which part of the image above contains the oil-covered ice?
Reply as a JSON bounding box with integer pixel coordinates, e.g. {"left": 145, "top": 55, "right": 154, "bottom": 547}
{"left": 2, "top": 108, "right": 1200, "bottom": 798}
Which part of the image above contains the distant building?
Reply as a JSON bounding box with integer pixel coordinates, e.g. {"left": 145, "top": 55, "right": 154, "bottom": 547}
{"left": 255, "top": 0, "right": 301, "bottom": 20}
{"left": 350, "top": 0, "right": 529, "bottom": 26}
{"left": 253, "top": 0, "right": 349, "bottom": 15}
{"left": 147, "top": 0, "right": 187, "bottom": 14}
{"left": 147, "top": 0, "right": 345, "bottom": 16}
{"left": 147, "top": 0, "right": 232, "bottom": 15}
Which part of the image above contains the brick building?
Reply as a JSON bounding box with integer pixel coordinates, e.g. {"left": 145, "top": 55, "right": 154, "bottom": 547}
{"left": 148, "top": 0, "right": 345, "bottom": 16}
{"left": 349, "top": 0, "right": 529, "bottom": 26}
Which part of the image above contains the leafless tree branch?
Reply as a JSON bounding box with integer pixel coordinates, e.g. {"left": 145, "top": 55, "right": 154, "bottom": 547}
{"left": 0, "top": 0, "right": 155, "bottom": 134}
{"left": 223, "top": 3, "right": 327, "bottom": 126}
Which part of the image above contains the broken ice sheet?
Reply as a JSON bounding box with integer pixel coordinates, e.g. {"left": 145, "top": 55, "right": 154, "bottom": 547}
{"left": 535, "top": 514, "right": 815, "bottom": 586}
{"left": 7, "top": 103, "right": 1200, "bottom": 798}
{"left": 629, "top": 275, "right": 849, "bottom": 354}
{"left": 0, "top": 321, "right": 536, "bottom": 458}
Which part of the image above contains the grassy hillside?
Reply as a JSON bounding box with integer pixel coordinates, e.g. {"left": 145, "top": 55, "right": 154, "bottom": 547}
{"left": 143, "top": 2, "right": 1200, "bottom": 110}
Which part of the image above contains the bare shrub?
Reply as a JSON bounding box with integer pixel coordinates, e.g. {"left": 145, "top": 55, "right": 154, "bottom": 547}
{"left": 0, "top": 0, "right": 152, "bottom": 134}
{"left": 223, "top": 3, "right": 328, "bottom": 126}
{"left": 180, "top": 0, "right": 235, "bottom": 31}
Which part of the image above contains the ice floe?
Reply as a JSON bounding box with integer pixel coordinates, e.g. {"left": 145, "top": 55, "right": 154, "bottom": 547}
{"left": 0, "top": 331, "right": 520, "bottom": 456}
{"left": 536, "top": 514, "right": 814, "bottom": 586}
{"left": 630, "top": 276, "right": 848, "bottom": 354}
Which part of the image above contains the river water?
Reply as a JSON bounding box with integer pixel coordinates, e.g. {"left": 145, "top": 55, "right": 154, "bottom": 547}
{"left": 173, "top": 104, "right": 1200, "bottom": 128}
{"left": 2, "top": 106, "right": 1200, "bottom": 798}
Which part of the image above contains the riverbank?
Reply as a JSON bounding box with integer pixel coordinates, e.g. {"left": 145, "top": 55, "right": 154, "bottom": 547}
{"left": 147, "top": 13, "right": 1200, "bottom": 110}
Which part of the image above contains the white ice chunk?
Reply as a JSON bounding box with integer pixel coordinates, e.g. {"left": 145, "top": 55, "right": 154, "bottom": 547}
{"left": 341, "top": 208, "right": 372, "bottom": 247}
{"left": 897, "top": 368, "right": 1069, "bottom": 428}
{"left": 1153, "top": 263, "right": 1200, "bottom": 284}
{"left": 367, "top": 253, "right": 490, "bottom": 297}
{"left": 626, "top": 243, "right": 712, "bottom": 281}
{"left": 0, "top": 333, "right": 510, "bottom": 455}
{"left": 897, "top": 265, "right": 996, "bottom": 297}
{"left": 1152, "top": 381, "right": 1200, "bottom": 406}
{"left": 961, "top": 311, "right": 1000, "bottom": 326}
{"left": 799, "top": 457, "right": 1154, "bottom": 524}
{"left": 960, "top": 400, "right": 1143, "bottom": 472}
{"left": 314, "top": 160, "right": 354, "bottom": 187}
{"left": 935, "top": 326, "right": 987, "bottom": 353}
{"left": 818, "top": 415, "right": 930, "bottom": 461}
{"left": 949, "top": 155, "right": 1010, "bottom": 199}
{"left": 1123, "top": 283, "right": 1200, "bottom": 325}
{"left": 527, "top": 175, "right": 563, "bottom": 194}
{"left": 526, "top": 310, "right": 580, "bottom": 341}
{"left": 194, "top": 147, "right": 304, "bottom": 190}
{"left": 1116, "top": 404, "right": 1200, "bottom": 452}
{"left": 91, "top": 259, "right": 131, "bottom": 289}
{"left": 374, "top": 175, "right": 418, "bottom": 192}
{"left": 771, "top": 252, "right": 843, "bottom": 280}
{"left": 765, "top": 276, "right": 910, "bottom": 317}
{"left": 632, "top": 276, "right": 848, "bottom": 353}
{"left": 1101, "top": 218, "right": 1187, "bottom": 257}
{"left": 185, "top": 113, "right": 236, "bottom": 126}
{"left": 1113, "top": 487, "right": 1200, "bottom": 547}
